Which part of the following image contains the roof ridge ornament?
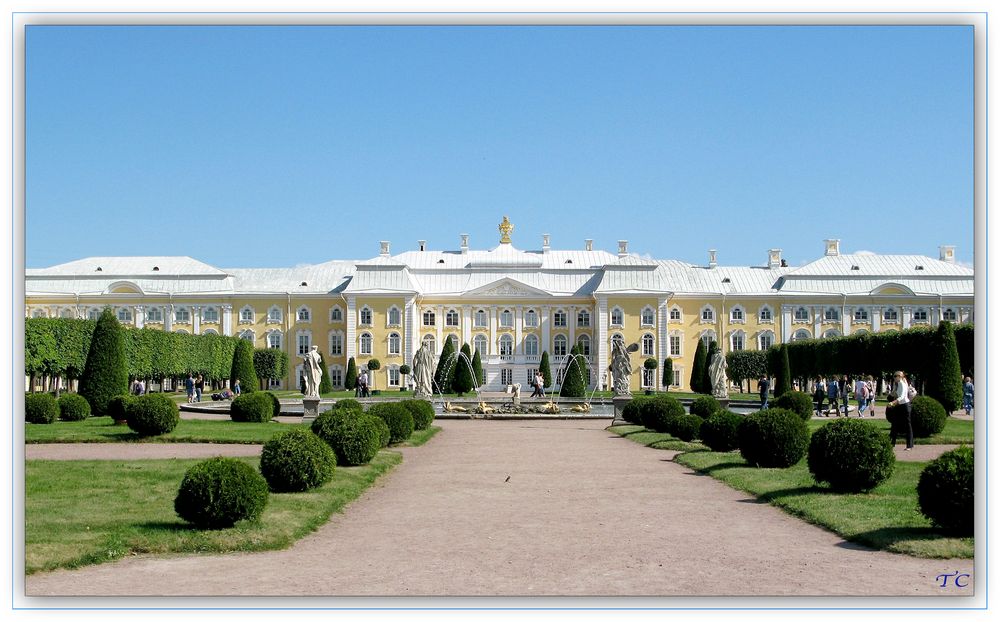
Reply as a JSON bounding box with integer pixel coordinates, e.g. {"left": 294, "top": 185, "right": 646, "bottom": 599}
{"left": 499, "top": 216, "right": 514, "bottom": 244}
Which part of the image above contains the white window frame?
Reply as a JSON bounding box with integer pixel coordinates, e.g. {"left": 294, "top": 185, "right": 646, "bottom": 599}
{"left": 499, "top": 334, "right": 514, "bottom": 356}
{"left": 60, "top": 308, "right": 75, "bottom": 319}
{"left": 199, "top": 306, "right": 217, "bottom": 323}
{"left": 174, "top": 328, "right": 189, "bottom": 335}
{"left": 388, "top": 366, "right": 401, "bottom": 387}
{"left": 239, "top": 305, "right": 254, "bottom": 324}
{"left": 553, "top": 334, "right": 568, "bottom": 356}
{"left": 672, "top": 367, "right": 683, "bottom": 388}
{"left": 500, "top": 309, "right": 513, "bottom": 328}
{"left": 117, "top": 307, "right": 132, "bottom": 323}
{"left": 238, "top": 329, "right": 255, "bottom": 342}
{"left": 474, "top": 309, "right": 487, "bottom": 328}
{"left": 700, "top": 330, "right": 717, "bottom": 346}
{"left": 359, "top": 306, "right": 373, "bottom": 326}
{"left": 641, "top": 367, "right": 655, "bottom": 389}
{"left": 823, "top": 329, "right": 841, "bottom": 339}
{"left": 146, "top": 306, "right": 163, "bottom": 323}
{"left": 758, "top": 305, "right": 773, "bottom": 323}
{"left": 474, "top": 334, "right": 488, "bottom": 354}
{"left": 422, "top": 334, "right": 437, "bottom": 355}
{"left": 267, "top": 330, "right": 282, "bottom": 349}
{"left": 525, "top": 334, "right": 539, "bottom": 356}
{"left": 730, "top": 330, "right": 745, "bottom": 351}
{"left": 853, "top": 307, "right": 870, "bottom": 323}
{"left": 578, "top": 309, "right": 591, "bottom": 328}
{"left": 296, "top": 306, "right": 311, "bottom": 323}
{"left": 524, "top": 309, "right": 539, "bottom": 328}
{"left": 793, "top": 307, "right": 810, "bottom": 323}
{"left": 640, "top": 306, "right": 655, "bottom": 328}
{"left": 330, "top": 305, "right": 343, "bottom": 322}
{"left": 757, "top": 330, "right": 775, "bottom": 351}
{"left": 669, "top": 331, "right": 682, "bottom": 357}
{"left": 297, "top": 331, "right": 312, "bottom": 355}
{"left": 388, "top": 332, "right": 401, "bottom": 356}
{"left": 883, "top": 307, "right": 899, "bottom": 323}
{"left": 577, "top": 334, "right": 591, "bottom": 356}
{"left": 87, "top": 308, "right": 101, "bottom": 320}
{"left": 943, "top": 308, "right": 957, "bottom": 321}
{"left": 641, "top": 333, "right": 654, "bottom": 356}
{"left": 913, "top": 308, "right": 929, "bottom": 323}
{"left": 329, "top": 330, "right": 344, "bottom": 356}
{"left": 329, "top": 365, "right": 344, "bottom": 388}
{"left": 699, "top": 305, "right": 715, "bottom": 324}
{"left": 553, "top": 309, "right": 567, "bottom": 328}
{"left": 793, "top": 329, "right": 811, "bottom": 342}
{"left": 266, "top": 305, "right": 282, "bottom": 324}
{"left": 610, "top": 333, "right": 625, "bottom": 351}
{"left": 824, "top": 307, "right": 840, "bottom": 322}
{"left": 203, "top": 328, "right": 219, "bottom": 336}
{"left": 445, "top": 308, "right": 459, "bottom": 327}
{"left": 387, "top": 306, "right": 402, "bottom": 327}
{"left": 729, "top": 306, "right": 745, "bottom": 324}
{"left": 359, "top": 332, "right": 373, "bottom": 356}
{"left": 669, "top": 306, "right": 682, "bottom": 322}
{"left": 422, "top": 309, "right": 436, "bottom": 326}
{"left": 610, "top": 307, "right": 624, "bottom": 327}
{"left": 175, "top": 306, "right": 192, "bottom": 323}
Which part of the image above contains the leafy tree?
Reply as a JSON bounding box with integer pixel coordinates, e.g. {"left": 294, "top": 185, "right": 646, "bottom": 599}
{"left": 689, "top": 338, "right": 707, "bottom": 393}
{"left": 471, "top": 349, "right": 484, "bottom": 386}
{"left": 661, "top": 357, "right": 673, "bottom": 391}
{"left": 560, "top": 345, "right": 588, "bottom": 398}
{"left": 345, "top": 357, "right": 358, "bottom": 390}
{"left": 775, "top": 345, "right": 792, "bottom": 399}
{"left": 452, "top": 343, "right": 475, "bottom": 396}
{"left": 539, "top": 350, "right": 552, "bottom": 389}
{"left": 434, "top": 337, "right": 456, "bottom": 394}
{"left": 644, "top": 358, "right": 658, "bottom": 392}
{"left": 253, "top": 348, "right": 288, "bottom": 390}
{"left": 318, "top": 353, "right": 333, "bottom": 395}
{"left": 367, "top": 359, "right": 381, "bottom": 391}
{"left": 726, "top": 350, "right": 768, "bottom": 393}
{"left": 78, "top": 308, "right": 128, "bottom": 416}
{"left": 954, "top": 323, "right": 974, "bottom": 377}
{"left": 229, "top": 339, "right": 258, "bottom": 394}
{"left": 926, "top": 321, "right": 963, "bottom": 413}
{"left": 399, "top": 364, "right": 411, "bottom": 390}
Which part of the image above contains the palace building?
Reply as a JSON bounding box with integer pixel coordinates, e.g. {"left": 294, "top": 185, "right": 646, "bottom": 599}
{"left": 25, "top": 218, "right": 974, "bottom": 393}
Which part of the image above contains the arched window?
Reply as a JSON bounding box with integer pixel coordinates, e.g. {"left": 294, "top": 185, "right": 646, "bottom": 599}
{"left": 524, "top": 309, "right": 538, "bottom": 327}
{"left": 794, "top": 307, "right": 809, "bottom": 322}
{"left": 60, "top": 308, "right": 75, "bottom": 319}
{"left": 175, "top": 307, "right": 191, "bottom": 323}
{"left": 793, "top": 329, "right": 811, "bottom": 342}
{"left": 388, "top": 332, "right": 401, "bottom": 355}
{"left": 730, "top": 306, "right": 745, "bottom": 323}
{"left": 640, "top": 307, "right": 654, "bottom": 327}
{"left": 823, "top": 329, "right": 841, "bottom": 339}
{"left": 240, "top": 305, "right": 254, "bottom": 323}
{"left": 700, "top": 305, "right": 715, "bottom": 323}
{"left": 201, "top": 306, "right": 218, "bottom": 323}
{"left": 553, "top": 334, "right": 568, "bottom": 356}
{"left": 700, "top": 330, "right": 717, "bottom": 346}
{"left": 913, "top": 308, "right": 929, "bottom": 322}
{"left": 610, "top": 307, "right": 624, "bottom": 327}
{"left": 853, "top": 307, "right": 869, "bottom": 322}
{"left": 474, "top": 334, "right": 487, "bottom": 354}
{"left": 577, "top": 334, "right": 591, "bottom": 356}
{"left": 669, "top": 306, "right": 682, "bottom": 322}
{"left": 883, "top": 307, "right": 899, "bottom": 322}
{"left": 474, "top": 309, "right": 487, "bottom": 327}
{"left": 553, "top": 310, "right": 567, "bottom": 327}
{"left": 422, "top": 309, "right": 435, "bottom": 326}
{"left": 758, "top": 305, "right": 773, "bottom": 323}
{"left": 117, "top": 307, "right": 132, "bottom": 322}
{"left": 611, "top": 333, "right": 625, "bottom": 350}
{"left": 203, "top": 328, "right": 219, "bottom": 336}
{"left": 174, "top": 329, "right": 188, "bottom": 334}
{"left": 330, "top": 306, "right": 343, "bottom": 322}
{"left": 87, "top": 308, "right": 100, "bottom": 320}
{"left": 329, "top": 331, "right": 343, "bottom": 356}
{"left": 296, "top": 306, "right": 311, "bottom": 322}
{"left": 388, "top": 366, "right": 401, "bottom": 387}
{"left": 641, "top": 333, "right": 654, "bottom": 356}
{"left": 30, "top": 308, "right": 46, "bottom": 318}
{"left": 524, "top": 334, "right": 539, "bottom": 356}
{"left": 359, "top": 332, "right": 373, "bottom": 355}
{"left": 500, "top": 309, "right": 513, "bottom": 327}
{"left": 359, "top": 306, "right": 372, "bottom": 326}
{"left": 499, "top": 334, "right": 514, "bottom": 356}
{"left": 578, "top": 309, "right": 591, "bottom": 327}
{"left": 146, "top": 306, "right": 163, "bottom": 322}
{"left": 824, "top": 307, "right": 840, "bottom": 322}
{"left": 730, "top": 330, "right": 745, "bottom": 351}
{"left": 943, "top": 308, "right": 957, "bottom": 321}
{"left": 238, "top": 329, "right": 254, "bottom": 342}
{"left": 387, "top": 306, "right": 401, "bottom": 326}
{"left": 422, "top": 334, "right": 436, "bottom": 355}
{"left": 267, "top": 331, "right": 282, "bottom": 349}
{"left": 757, "top": 331, "right": 774, "bottom": 350}
{"left": 445, "top": 309, "right": 459, "bottom": 327}
{"left": 266, "top": 306, "right": 282, "bottom": 323}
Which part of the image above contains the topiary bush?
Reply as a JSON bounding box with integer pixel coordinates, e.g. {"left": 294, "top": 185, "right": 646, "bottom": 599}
{"left": 107, "top": 394, "right": 134, "bottom": 422}
{"left": 700, "top": 410, "right": 743, "bottom": 452}
{"left": 58, "top": 393, "right": 92, "bottom": 421}
{"left": 126, "top": 393, "right": 180, "bottom": 437}
{"left": 259, "top": 427, "right": 336, "bottom": 493}
{"left": 910, "top": 395, "right": 948, "bottom": 438}
{"left": 174, "top": 457, "right": 269, "bottom": 529}
{"left": 230, "top": 393, "right": 274, "bottom": 423}
{"left": 400, "top": 399, "right": 435, "bottom": 430}
{"left": 25, "top": 393, "right": 59, "bottom": 424}
{"left": 621, "top": 398, "right": 647, "bottom": 425}
{"left": 689, "top": 395, "right": 721, "bottom": 419}
{"left": 366, "top": 402, "right": 414, "bottom": 443}
{"left": 738, "top": 408, "right": 810, "bottom": 468}
{"left": 78, "top": 307, "right": 129, "bottom": 417}
{"left": 263, "top": 391, "right": 281, "bottom": 419}
{"left": 332, "top": 398, "right": 363, "bottom": 414}
{"left": 808, "top": 418, "right": 895, "bottom": 492}
{"left": 668, "top": 414, "right": 703, "bottom": 442}
{"left": 774, "top": 390, "right": 814, "bottom": 421}
{"left": 917, "top": 446, "right": 973, "bottom": 535}
{"left": 311, "top": 409, "right": 382, "bottom": 465}
{"left": 369, "top": 414, "right": 391, "bottom": 448}
{"left": 640, "top": 395, "right": 685, "bottom": 432}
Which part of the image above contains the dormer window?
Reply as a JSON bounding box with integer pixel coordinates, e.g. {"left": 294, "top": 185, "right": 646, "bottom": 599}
{"left": 300, "top": 281, "right": 308, "bottom": 286}
{"left": 915, "top": 265, "right": 924, "bottom": 270}
{"left": 721, "top": 278, "right": 731, "bottom": 283}
{"left": 565, "top": 259, "right": 573, "bottom": 264}
{"left": 437, "top": 259, "right": 445, "bottom": 264}
{"left": 851, "top": 265, "right": 859, "bottom": 270}
{"left": 152, "top": 266, "right": 160, "bottom": 271}
{"left": 96, "top": 267, "right": 102, "bottom": 271}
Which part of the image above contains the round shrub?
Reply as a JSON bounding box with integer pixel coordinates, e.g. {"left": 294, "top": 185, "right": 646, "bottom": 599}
{"left": 369, "top": 414, "right": 391, "bottom": 448}
{"left": 640, "top": 395, "right": 684, "bottom": 432}
{"left": 107, "top": 394, "right": 134, "bottom": 422}
{"left": 25, "top": 393, "right": 59, "bottom": 424}
{"left": 738, "top": 408, "right": 810, "bottom": 468}
{"left": 917, "top": 446, "right": 973, "bottom": 535}
{"left": 174, "top": 457, "right": 269, "bottom": 528}
{"left": 311, "top": 410, "right": 382, "bottom": 465}
{"left": 332, "top": 398, "right": 363, "bottom": 413}
{"left": 808, "top": 418, "right": 895, "bottom": 492}
{"left": 689, "top": 395, "right": 722, "bottom": 419}
{"left": 58, "top": 393, "right": 91, "bottom": 421}
{"left": 620, "top": 398, "right": 647, "bottom": 424}
{"left": 126, "top": 393, "right": 180, "bottom": 437}
{"left": 263, "top": 391, "right": 282, "bottom": 418}
{"left": 259, "top": 427, "right": 336, "bottom": 492}
{"left": 400, "top": 399, "right": 435, "bottom": 430}
{"left": 230, "top": 393, "right": 274, "bottom": 423}
{"left": 700, "top": 410, "right": 743, "bottom": 452}
{"left": 367, "top": 403, "right": 414, "bottom": 443}
{"left": 774, "top": 390, "right": 814, "bottom": 421}
{"left": 668, "top": 414, "right": 703, "bottom": 442}
{"left": 910, "top": 396, "right": 948, "bottom": 438}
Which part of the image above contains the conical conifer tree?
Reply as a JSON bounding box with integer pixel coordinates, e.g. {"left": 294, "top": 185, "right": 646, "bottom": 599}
{"left": 345, "top": 357, "right": 358, "bottom": 390}
{"left": 539, "top": 350, "right": 552, "bottom": 388}
{"left": 229, "top": 339, "right": 258, "bottom": 394}
{"left": 452, "top": 343, "right": 475, "bottom": 396}
{"left": 434, "top": 337, "right": 456, "bottom": 393}
{"left": 472, "top": 349, "right": 484, "bottom": 386}
{"left": 690, "top": 338, "right": 707, "bottom": 393}
{"left": 318, "top": 353, "right": 333, "bottom": 395}
{"left": 78, "top": 307, "right": 128, "bottom": 416}
{"left": 927, "top": 321, "right": 963, "bottom": 413}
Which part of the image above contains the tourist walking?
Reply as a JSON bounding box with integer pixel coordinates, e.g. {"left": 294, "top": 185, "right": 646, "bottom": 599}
{"left": 865, "top": 376, "right": 876, "bottom": 416}
{"left": 195, "top": 374, "right": 204, "bottom": 403}
{"left": 854, "top": 376, "right": 869, "bottom": 416}
{"left": 888, "top": 370, "right": 914, "bottom": 450}
{"left": 185, "top": 373, "right": 195, "bottom": 403}
{"left": 531, "top": 372, "right": 544, "bottom": 398}
{"left": 233, "top": 379, "right": 241, "bottom": 396}
{"left": 759, "top": 375, "right": 770, "bottom": 410}
{"left": 826, "top": 377, "right": 840, "bottom": 417}
{"left": 359, "top": 370, "right": 370, "bottom": 398}
{"left": 963, "top": 377, "right": 974, "bottom": 416}
{"left": 813, "top": 377, "right": 826, "bottom": 416}
{"left": 839, "top": 375, "right": 850, "bottom": 415}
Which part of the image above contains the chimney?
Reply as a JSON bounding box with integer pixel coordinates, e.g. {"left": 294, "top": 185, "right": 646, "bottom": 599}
{"left": 618, "top": 240, "right": 628, "bottom": 258}
{"left": 379, "top": 241, "right": 390, "bottom": 257}
{"left": 939, "top": 245, "right": 955, "bottom": 263}
{"left": 542, "top": 234, "right": 551, "bottom": 254}
{"left": 768, "top": 248, "right": 782, "bottom": 269}
{"left": 460, "top": 234, "right": 469, "bottom": 254}
{"left": 418, "top": 240, "right": 426, "bottom": 252}
{"left": 585, "top": 239, "right": 593, "bottom": 252}
{"left": 824, "top": 239, "right": 840, "bottom": 256}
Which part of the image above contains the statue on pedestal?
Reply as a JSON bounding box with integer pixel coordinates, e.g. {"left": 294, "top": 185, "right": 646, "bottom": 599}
{"left": 709, "top": 350, "right": 730, "bottom": 400}
{"left": 412, "top": 343, "right": 436, "bottom": 398}
{"left": 300, "top": 345, "right": 323, "bottom": 399}
{"left": 611, "top": 339, "right": 632, "bottom": 397}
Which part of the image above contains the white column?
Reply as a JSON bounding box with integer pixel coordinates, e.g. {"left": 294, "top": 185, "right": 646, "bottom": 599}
{"left": 568, "top": 305, "right": 576, "bottom": 348}
{"left": 405, "top": 296, "right": 418, "bottom": 364}
{"left": 165, "top": 304, "right": 173, "bottom": 332}
{"left": 514, "top": 306, "right": 523, "bottom": 355}
{"left": 901, "top": 306, "right": 912, "bottom": 329}
{"left": 541, "top": 306, "right": 551, "bottom": 356}
{"left": 435, "top": 305, "right": 444, "bottom": 349}
{"left": 222, "top": 304, "right": 233, "bottom": 336}
{"left": 842, "top": 306, "right": 850, "bottom": 336}
{"left": 657, "top": 296, "right": 668, "bottom": 371}
{"left": 813, "top": 306, "right": 822, "bottom": 338}
{"left": 871, "top": 306, "right": 881, "bottom": 332}
{"left": 193, "top": 306, "right": 202, "bottom": 335}
{"left": 134, "top": 305, "right": 144, "bottom": 329}
{"left": 346, "top": 296, "right": 357, "bottom": 359}
{"left": 597, "top": 297, "right": 608, "bottom": 390}
{"left": 489, "top": 307, "right": 497, "bottom": 355}
{"left": 462, "top": 305, "right": 472, "bottom": 347}
{"left": 781, "top": 305, "right": 791, "bottom": 343}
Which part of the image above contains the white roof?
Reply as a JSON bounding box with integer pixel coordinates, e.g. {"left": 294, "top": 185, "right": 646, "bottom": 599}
{"left": 26, "top": 256, "right": 228, "bottom": 277}
{"left": 789, "top": 254, "right": 972, "bottom": 277}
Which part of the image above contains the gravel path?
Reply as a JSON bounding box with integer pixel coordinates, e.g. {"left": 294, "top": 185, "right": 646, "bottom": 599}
{"left": 25, "top": 419, "right": 973, "bottom": 597}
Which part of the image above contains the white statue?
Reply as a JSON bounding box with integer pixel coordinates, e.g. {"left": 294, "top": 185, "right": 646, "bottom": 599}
{"left": 611, "top": 339, "right": 632, "bottom": 396}
{"left": 709, "top": 350, "right": 729, "bottom": 399}
{"left": 300, "top": 345, "right": 323, "bottom": 399}
{"left": 506, "top": 383, "right": 521, "bottom": 405}
{"left": 412, "top": 343, "right": 436, "bottom": 398}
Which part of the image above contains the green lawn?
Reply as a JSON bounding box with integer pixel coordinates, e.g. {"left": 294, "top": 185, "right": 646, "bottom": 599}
{"left": 806, "top": 417, "right": 974, "bottom": 445}
{"left": 608, "top": 424, "right": 706, "bottom": 452}
{"left": 25, "top": 417, "right": 306, "bottom": 444}
{"left": 25, "top": 451, "right": 402, "bottom": 574}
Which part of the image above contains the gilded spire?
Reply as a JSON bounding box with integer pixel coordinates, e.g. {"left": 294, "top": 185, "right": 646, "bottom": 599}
{"left": 498, "top": 216, "right": 514, "bottom": 244}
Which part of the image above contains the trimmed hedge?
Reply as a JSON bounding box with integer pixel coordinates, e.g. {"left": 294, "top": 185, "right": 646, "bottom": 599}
{"left": 400, "top": 399, "right": 435, "bottom": 430}
{"left": 25, "top": 393, "right": 59, "bottom": 424}
{"left": 774, "top": 390, "right": 814, "bottom": 421}
{"left": 738, "top": 408, "right": 809, "bottom": 468}
{"left": 621, "top": 398, "right": 647, "bottom": 425}
{"left": 689, "top": 395, "right": 721, "bottom": 419}
{"left": 230, "top": 393, "right": 274, "bottom": 423}
{"left": 366, "top": 403, "right": 414, "bottom": 444}
{"left": 369, "top": 414, "right": 391, "bottom": 448}
{"left": 58, "top": 393, "right": 91, "bottom": 421}
{"left": 259, "top": 427, "right": 336, "bottom": 493}
{"left": 807, "top": 418, "right": 895, "bottom": 492}
{"left": 668, "top": 414, "right": 703, "bottom": 442}
{"left": 640, "top": 395, "right": 685, "bottom": 432}
{"left": 700, "top": 410, "right": 742, "bottom": 452}
{"left": 332, "top": 398, "right": 363, "bottom": 414}
{"left": 107, "top": 395, "right": 134, "bottom": 422}
{"left": 311, "top": 410, "right": 382, "bottom": 466}
{"left": 174, "top": 457, "right": 269, "bottom": 529}
{"left": 917, "top": 446, "right": 974, "bottom": 535}
{"left": 126, "top": 393, "right": 180, "bottom": 437}
{"left": 78, "top": 308, "right": 129, "bottom": 417}
{"left": 263, "top": 391, "right": 282, "bottom": 419}
{"left": 910, "top": 396, "right": 948, "bottom": 438}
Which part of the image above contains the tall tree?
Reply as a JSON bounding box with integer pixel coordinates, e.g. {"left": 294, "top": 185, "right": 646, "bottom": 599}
{"left": 539, "top": 350, "right": 552, "bottom": 389}
{"left": 775, "top": 345, "right": 792, "bottom": 399}
{"left": 345, "top": 357, "right": 358, "bottom": 390}
{"left": 927, "top": 321, "right": 963, "bottom": 413}
{"left": 471, "top": 349, "right": 484, "bottom": 386}
{"left": 689, "top": 338, "right": 707, "bottom": 393}
{"left": 433, "top": 337, "right": 456, "bottom": 394}
{"left": 318, "top": 353, "right": 333, "bottom": 395}
{"left": 560, "top": 345, "right": 588, "bottom": 398}
{"left": 229, "top": 339, "right": 258, "bottom": 394}
{"left": 452, "top": 343, "right": 475, "bottom": 396}
{"left": 661, "top": 357, "right": 674, "bottom": 392}
{"left": 78, "top": 308, "right": 128, "bottom": 416}
{"left": 253, "top": 347, "right": 288, "bottom": 390}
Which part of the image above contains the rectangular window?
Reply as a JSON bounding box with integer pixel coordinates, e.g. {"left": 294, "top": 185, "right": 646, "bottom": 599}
{"left": 642, "top": 368, "right": 655, "bottom": 388}
{"left": 298, "top": 335, "right": 310, "bottom": 355}
{"left": 331, "top": 368, "right": 343, "bottom": 387}
{"left": 672, "top": 369, "right": 681, "bottom": 387}
{"left": 389, "top": 367, "right": 400, "bottom": 387}
{"left": 501, "top": 368, "right": 513, "bottom": 385}
{"left": 553, "top": 312, "right": 567, "bottom": 327}
{"left": 527, "top": 369, "right": 538, "bottom": 384}
{"left": 670, "top": 335, "right": 681, "bottom": 357}
{"left": 422, "top": 311, "right": 435, "bottom": 326}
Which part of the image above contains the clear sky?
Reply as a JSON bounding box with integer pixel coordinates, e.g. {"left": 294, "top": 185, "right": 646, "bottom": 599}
{"left": 25, "top": 24, "right": 974, "bottom": 269}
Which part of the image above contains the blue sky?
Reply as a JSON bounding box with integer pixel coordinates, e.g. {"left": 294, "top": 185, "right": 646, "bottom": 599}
{"left": 25, "top": 24, "right": 973, "bottom": 269}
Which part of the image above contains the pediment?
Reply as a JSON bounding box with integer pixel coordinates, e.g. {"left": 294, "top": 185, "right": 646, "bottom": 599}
{"left": 870, "top": 282, "right": 915, "bottom": 296}
{"left": 463, "top": 278, "right": 550, "bottom": 298}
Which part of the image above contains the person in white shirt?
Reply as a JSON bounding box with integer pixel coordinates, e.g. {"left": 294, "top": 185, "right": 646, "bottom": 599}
{"left": 888, "top": 370, "right": 914, "bottom": 450}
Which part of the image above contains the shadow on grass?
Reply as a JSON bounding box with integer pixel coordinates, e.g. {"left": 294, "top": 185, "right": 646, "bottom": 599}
{"left": 840, "top": 526, "right": 967, "bottom": 552}
{"left": 685, "top": 461, "right": 749, "bottom": 474}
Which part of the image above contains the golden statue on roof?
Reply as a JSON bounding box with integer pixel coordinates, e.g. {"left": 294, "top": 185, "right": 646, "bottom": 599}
{"left": 499, "top": 216, "right": 514, "bottom": 244}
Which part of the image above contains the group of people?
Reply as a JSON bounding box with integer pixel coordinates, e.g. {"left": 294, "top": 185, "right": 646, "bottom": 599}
{"left": 185, "top": 373, "right": 205, "bottom": 403}
{"left": 529, "top": 371, "right": 546, "bottom": 398}
{"left": 811, "top": 375, "right": 878, "bottom": 418}
{"left": 354, "top": 370, "right": 371, "bottom": 398}
{"left": 130, "top": 379, "right": 146, "bottom": 396}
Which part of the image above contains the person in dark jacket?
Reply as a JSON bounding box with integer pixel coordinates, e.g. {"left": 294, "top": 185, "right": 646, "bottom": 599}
{"left": 826, "top": 377, "right": 840, "bottom": 417}
{"left": 813, "top": 377, "right": 826, "bottom": 416}
{"left": 758, "top": 376, "right": 770, "bottom": 409}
